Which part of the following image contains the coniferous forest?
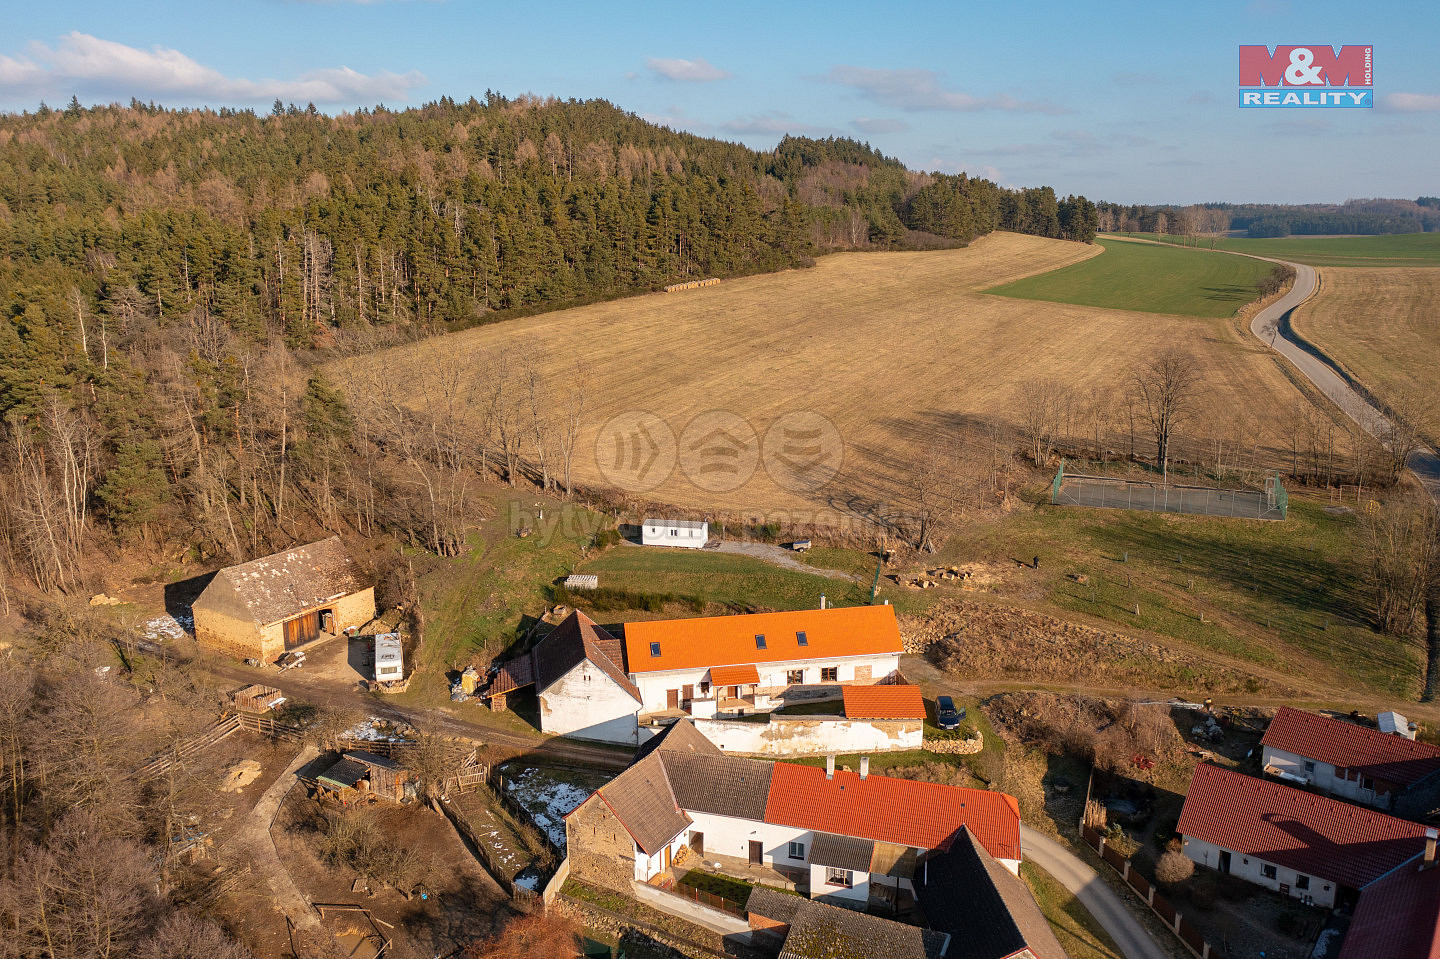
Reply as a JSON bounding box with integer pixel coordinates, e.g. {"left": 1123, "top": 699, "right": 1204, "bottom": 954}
{"left": 0, "top": 93, "right": 1097, "bottom": 589}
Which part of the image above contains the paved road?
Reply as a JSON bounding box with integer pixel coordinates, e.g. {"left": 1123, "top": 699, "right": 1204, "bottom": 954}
{"left": 1022, "top": 826, "right": 1169, "bottom": 959}
{"left": 1248, "top": 258, "right": 1440, "bottom": 504}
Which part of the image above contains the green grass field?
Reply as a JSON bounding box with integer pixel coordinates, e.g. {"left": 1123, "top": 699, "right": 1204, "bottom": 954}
{"left": 985, "top": 239, "right": 1275, "bottom": 317}
{"left": 1108, "top": 231, "right": 1440, "bottom": 268}
{"left": 944, "top": 485, "right": 1424, "bottom": 700}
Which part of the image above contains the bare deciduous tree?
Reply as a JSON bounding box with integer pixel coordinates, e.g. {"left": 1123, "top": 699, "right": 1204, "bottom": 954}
{"left": 1016, "top": 378, "right": 1064, "bottom": 467}
{"left": 1361, "top": 494, "right": 1438, "bottom": 636}
{"left": 1130, "top": 350, "right": 1200, "bottom": 482}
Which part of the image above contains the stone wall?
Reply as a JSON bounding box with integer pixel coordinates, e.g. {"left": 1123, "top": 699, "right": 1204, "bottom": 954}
{"left": 923, "top": 733, "right": 985, "bottom": 755}
{"left": 565, "top": 794, "right": 638, "bottom": 893}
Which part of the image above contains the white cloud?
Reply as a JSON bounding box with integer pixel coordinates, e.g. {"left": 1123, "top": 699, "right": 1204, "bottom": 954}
{"left": 1, "top": 32, "right": 426, "bottom": 105}
{"left": 721, "top": 110, "right": 836, "bottom": 137}
{"left": 852, "top": 117, "right": 908, "bottom": 135}
{"left": 826, "top": 65, "right": 1067, "bottom": 114}
{"left": 1385, "top": 92, "right": 1440, "bottom": 112}
{"left": 646, "top": 57, "right": 728, "bottom": 83}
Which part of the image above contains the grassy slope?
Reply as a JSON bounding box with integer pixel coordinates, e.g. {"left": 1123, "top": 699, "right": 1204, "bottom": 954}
{"left": 337, "top": 232, "right": 1313, "bottom": 517}
{"left": 986, "top": 239, "right": 1274, "bottom": 317}
{"left": 1020, "top": 861, "right": 1125, "bottom": 959}
{"left": 944, "top": 489, "right": 1423, "bottom": 700}
{"left": 1109, "top": 231, "right": 1440, "bottom": 267}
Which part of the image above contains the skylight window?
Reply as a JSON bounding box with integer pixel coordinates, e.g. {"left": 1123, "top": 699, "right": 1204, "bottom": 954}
{"left": 649, "top": 642, "right": 661, "bottom": 657}
{"left": 796, "top": 631, "right": 808, "bottom": 646}
{"left": 755, "top": 634, "right": 767, "bottom": 649}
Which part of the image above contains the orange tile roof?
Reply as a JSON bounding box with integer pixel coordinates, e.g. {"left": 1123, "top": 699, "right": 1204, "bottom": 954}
{"left": 764, "top": 763, "right": 1022, "bottom": 861}
{"left": 709, "top": 664, "right": 760, "bottom": 686}
{"left": 1262, "top": 706, "right": 1440, "bottom": 788}
{"left": 842, "top": 685, "right": 927, "bottom": 720}
{"left": 624, "top": 605, "right": 902, "bottom": 674}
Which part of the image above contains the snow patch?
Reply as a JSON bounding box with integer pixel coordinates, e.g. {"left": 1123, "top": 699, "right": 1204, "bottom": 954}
{"left": 342, "top": 717, "right": 416, "bottom": 743}
{"left": 139, "top": 611, "right": 193, "bottom": 642}
{"left": 501, "top": 767, "right": 597, "bottom": 849}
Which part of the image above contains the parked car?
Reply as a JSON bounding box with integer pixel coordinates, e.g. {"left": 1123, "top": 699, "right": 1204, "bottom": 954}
{"left": 936, "top": 695, "right": 964, "bottom": 730}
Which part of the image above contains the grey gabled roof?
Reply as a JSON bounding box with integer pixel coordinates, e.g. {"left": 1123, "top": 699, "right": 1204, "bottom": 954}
{"left": 532, "top": 610, "right": 641, "bottom": 703}
{"left": 809, "top": 832, "right": 875, "bottom": 872}
{"left": 631, "top": 718, "right": 724, "bottom": 765}
{"left": 594, "top": 753, "right": 691, "bottom": 856}
{"left": 317, "top": 757, "right": 369, "bottom": 790}
{"left": 643, "top": 518, "right": 706, "bottom": 530}
{"left": 662, "top": 753, "right": 773, "bottom": 821}
{"left": 763, "top": 896, "right": 949, "bottom": 959}
{"left": 197, "top": 536, "right": 367, "bottom": 627}
{"left": 915, "top": 827, "right": 1066, "bottom": 959}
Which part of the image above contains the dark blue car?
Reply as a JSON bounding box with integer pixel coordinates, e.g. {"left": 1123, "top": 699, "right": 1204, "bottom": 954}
{"left": 936, "top": 695, "right": 964, "bottom": 730}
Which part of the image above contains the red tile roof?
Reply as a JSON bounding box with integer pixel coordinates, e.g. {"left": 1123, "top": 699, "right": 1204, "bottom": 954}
{"left": 842, "top": 685, "right": 927, "bottom": 720}
{"left": 623, "top": 605, "right": 903, "bottom": 674}
{"left": 764, "top": 762, "right": 1022, "bottom": 862}
{"left": 1339, "top": 859, "right": 1440, "bottom": 959}
{"left": 710, "top": 664, "right": 761, "bottom": 686}
{"left": 1177, "top": 764, "right": 1431, "bottom": 890}
{"left": 1263, "top": 707, "right": 1440, "bottom": 789}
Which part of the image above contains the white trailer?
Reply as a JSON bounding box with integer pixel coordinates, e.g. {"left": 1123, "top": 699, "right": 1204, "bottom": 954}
{"left": 641, "top": 518, "right": 708, "bottom": 549}
{"left": 374, "top": 633, "right": 405, "bottom": 683}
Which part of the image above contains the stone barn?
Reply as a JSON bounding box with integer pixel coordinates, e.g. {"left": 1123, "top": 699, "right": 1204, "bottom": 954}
{"left": 193, "top": 536, "right": 374, "bottom": 661}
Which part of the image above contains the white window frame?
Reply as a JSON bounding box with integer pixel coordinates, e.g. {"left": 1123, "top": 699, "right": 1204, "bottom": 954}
{"left": 824, "top": 867, "right": 854, "bottom": 887}
{"left": 788, "top": 841, "right": 805, "bottom": 860}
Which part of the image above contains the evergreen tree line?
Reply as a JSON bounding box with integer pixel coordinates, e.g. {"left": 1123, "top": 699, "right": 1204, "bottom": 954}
{"left": 1098, "top": 198, "right": 1440, "bottom": 238}
{"left": 0, "top": 95, "right": 1095, "bottom": 590}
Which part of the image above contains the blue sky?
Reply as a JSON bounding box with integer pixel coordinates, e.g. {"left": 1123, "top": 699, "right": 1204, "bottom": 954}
{"left": 3, "top": 0, "right": 1437, "bottom": 203}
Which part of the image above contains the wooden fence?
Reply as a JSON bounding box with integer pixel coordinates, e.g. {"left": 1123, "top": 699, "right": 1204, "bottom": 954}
{"left": 1080, "top": 823, "right": 1224, "bottom": 959}
{"left": 437, "top": 795, "right": 542, "bottom": 911}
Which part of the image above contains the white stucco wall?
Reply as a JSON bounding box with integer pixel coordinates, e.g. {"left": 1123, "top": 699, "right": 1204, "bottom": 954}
{"left": 641, "top": 523, "right": 708, "bottom": 548}
{"left": 1182, "top": 835, "right": 1337, "bottom": 907}
{"left": 689, "top": 717, "right": 923, "bottom": 756}
{"left": 631, "top": 653, "right": 901, "bottom": 714}
{"left": 634, "top": 833, "right": 692, "bottom": 881}
{"left": 1262, "top": 745, "right": 1385, "bottom": 807}
{"left": 683, "top": 811, "right": 811, "bottom": 871}
{"left": 539, "top": 658, "right": 640, "bottom": 744}
{"left": 809, "top": 863, "right": 870, "bottom": 907}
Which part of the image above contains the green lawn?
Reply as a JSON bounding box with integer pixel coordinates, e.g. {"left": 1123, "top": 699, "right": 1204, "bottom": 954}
{"left": 985, "top": 239, "right": 1275, "bottom": 317}
{"left": 1020, "top": 861, "right": 1125, "bottom": 959}
{"left": 957, "top": 486, "right": 1423, "bottom": 699}
{"left": 1108, "top": 231, "right": 1440, "bottom": 268}
{"left": 576, "top": 546, "right": 923, "bottom": 615}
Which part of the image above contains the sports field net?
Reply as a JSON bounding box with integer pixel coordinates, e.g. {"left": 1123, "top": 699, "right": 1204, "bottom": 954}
{"left": 1051, "top": 463, "right": 1288, "bottom": 521}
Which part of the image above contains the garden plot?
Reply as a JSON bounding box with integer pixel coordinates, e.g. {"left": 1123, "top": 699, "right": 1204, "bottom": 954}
{"left": 500, "top": 765, "right": 615, "bottom": 849}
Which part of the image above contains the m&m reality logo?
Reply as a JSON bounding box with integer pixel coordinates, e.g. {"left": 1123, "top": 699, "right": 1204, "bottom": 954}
{"left": 1238, "top": 45, "right": 1372, "bottom": 108}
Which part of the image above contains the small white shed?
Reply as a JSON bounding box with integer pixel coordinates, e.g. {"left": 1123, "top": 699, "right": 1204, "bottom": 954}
{"left": 374, "top": 633, "right": 405, "bottom": 683}
{"left": 641, "top": 519, "right": 708, "bottom": 549}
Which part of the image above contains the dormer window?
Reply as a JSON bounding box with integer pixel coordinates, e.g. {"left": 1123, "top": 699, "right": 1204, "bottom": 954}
{"left": 796, "top": 631, "right": 808, "bottom": 646}
{"left": 649, "top": 642, "right": 661, "bottom": 657}
{"left": 755, "top": 634, "right": 767, "bottom": 650}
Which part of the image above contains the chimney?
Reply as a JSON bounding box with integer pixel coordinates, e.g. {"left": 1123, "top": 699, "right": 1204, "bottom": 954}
{"left": 860, "top": 756, "right": 870, "bottom": 780}
{"left": 1425, "top": 829, "right": 1438, "bottom": 868}
{"left": 826, "top": 754, "right": 836, "bottom": 780}
{"left": 820, "top": 593, "right": 827, "bottom": 610}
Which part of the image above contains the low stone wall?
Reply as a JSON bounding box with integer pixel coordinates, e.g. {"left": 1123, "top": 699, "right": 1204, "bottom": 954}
{"left": 691, "top": 716, "right": 922, "bottom": 756}
{"left": 923, "top": 733, "right": 985, "bottom": 755}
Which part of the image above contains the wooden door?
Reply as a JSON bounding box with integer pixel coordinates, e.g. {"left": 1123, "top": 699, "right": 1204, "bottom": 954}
{"left": 284, "top": 611, "right": 320, "bottom": 649}
{"left": 749, "top": 840, "right": 763, "bottom": 865}
{"left": 682, "top": 684, "right": 694, "bottom": 708}
{"left": 663, "top": 845, "right": 672, "bottom": 869}
{"left": 666, "top": 689, "right": 680, "bottom": 710}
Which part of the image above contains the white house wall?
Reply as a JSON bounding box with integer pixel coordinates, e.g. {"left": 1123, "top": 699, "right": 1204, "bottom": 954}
{"left": 1262, "top": 745, "right": 1384, "bottom": 807}
{"left": 684, "top": 811, "right": 811, "bottom": 871}
{"left": 690, "top": 717, "right": 922, "bottom": 756}
{"left": 539, "top": 659, "right": 640, "bottom": 744}
{"left": 1182, "top": 836, "right": 1338, "bottom": 907}
{"left": 632, "top": 653, "right": 901, "bottom": 714}
{"left": 808, "top": 863, "right": 871, "bottom": 908}
{"left": 641, "top": 525, "right": 708, "bottom": 548}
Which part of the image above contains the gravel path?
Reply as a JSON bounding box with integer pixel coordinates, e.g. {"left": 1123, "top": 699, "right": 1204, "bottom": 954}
{"left": 713, "top": 540, "right": 863, "bottom": 582}
{"left": 233, "top": 745, "right": 320, "bottom": 930}
{"left": 1021, "top": 826, "right": 1170, "bottom": 959}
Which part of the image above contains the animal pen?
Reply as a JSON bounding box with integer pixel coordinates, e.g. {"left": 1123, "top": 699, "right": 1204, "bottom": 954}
{"left": 1050, "top": 461, "right": 1288, "bottom": 520}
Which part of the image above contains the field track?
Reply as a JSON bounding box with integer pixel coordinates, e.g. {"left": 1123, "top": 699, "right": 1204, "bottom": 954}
{"left": 339, "top": 232, "right": 1317, "bottom": 519}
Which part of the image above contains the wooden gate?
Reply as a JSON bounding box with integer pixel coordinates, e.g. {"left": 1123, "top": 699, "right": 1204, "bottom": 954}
{"left": 283, "top": 611, "right": 320, "bottom": 649}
